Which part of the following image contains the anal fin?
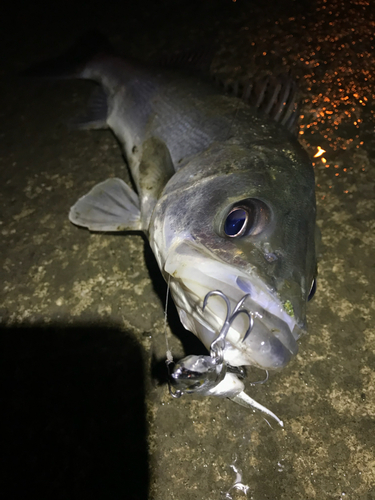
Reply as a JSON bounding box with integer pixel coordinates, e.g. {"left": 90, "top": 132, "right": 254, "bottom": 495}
{"left": 69, "top": 178, "right": 141, "bottom": 231}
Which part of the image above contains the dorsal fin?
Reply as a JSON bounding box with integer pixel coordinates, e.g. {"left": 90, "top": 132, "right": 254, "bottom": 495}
{"left": 158, "top": 46, "right": 216, "bottom": 74}
{"left": 218, "top": 73, "right": 301, "bottom": 135}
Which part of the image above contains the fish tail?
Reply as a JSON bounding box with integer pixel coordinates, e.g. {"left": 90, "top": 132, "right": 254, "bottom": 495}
{"left": 21, "top": 30, "right": 114, "bottom": 79}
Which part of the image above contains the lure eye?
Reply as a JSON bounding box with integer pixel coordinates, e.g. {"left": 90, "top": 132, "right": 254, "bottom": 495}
{"left": 224, "top": 208, "right": 249, "bottom": 237}
{"left": 308, "top": 279, "right": 317, "bottom": 301}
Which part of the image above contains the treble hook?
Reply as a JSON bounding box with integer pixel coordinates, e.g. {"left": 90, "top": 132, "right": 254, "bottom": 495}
{"left": 167, "top": 290, "right": 256, "bottom": 398}
{"left": 202, "top": 290, "right": 254, "bottom": 361}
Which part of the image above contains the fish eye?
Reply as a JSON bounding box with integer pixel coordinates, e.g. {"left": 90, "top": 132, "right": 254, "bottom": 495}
{"left": 224, "top": 207, "right": 249, "bottom": 237}
{"left": 222, "top": 199, "right": 270, "bottom": 238}
{"left": 308, "top": 279, "right": 317, "bottom": 301}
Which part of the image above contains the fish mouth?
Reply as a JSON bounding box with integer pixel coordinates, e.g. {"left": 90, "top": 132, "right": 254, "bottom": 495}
{"left": 164, "top": 240, "right": 302, "bottom": 370}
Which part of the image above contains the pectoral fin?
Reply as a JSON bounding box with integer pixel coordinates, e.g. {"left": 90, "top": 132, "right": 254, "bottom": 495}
{"left": 69, "top": 178, "right": 141, "bottom": 231}
{"left": 137, "top": 137, "right": 175, "bottom": 228}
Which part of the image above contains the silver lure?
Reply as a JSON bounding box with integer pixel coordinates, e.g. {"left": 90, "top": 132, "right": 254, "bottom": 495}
{"left": 168, "top": 290, "right": 284, "bottom": 426}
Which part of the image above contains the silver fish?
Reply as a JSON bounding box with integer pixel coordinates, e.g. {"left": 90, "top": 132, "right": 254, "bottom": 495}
{"left": 27, "top": 34, "right": 317, "bottom": 423}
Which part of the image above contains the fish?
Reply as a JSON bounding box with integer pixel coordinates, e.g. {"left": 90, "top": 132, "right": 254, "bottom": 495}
{"left": 25, "top": 33, "right": 317, "bottom": 425}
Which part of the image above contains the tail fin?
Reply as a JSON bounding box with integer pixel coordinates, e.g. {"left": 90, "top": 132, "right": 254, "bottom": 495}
{"left": 21, "top": 31, "right": 114, "bottom": 79}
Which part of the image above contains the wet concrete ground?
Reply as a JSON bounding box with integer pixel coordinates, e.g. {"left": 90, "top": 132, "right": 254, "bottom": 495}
{"left": 1, "top": 0, "right": 374, "bottom": 498}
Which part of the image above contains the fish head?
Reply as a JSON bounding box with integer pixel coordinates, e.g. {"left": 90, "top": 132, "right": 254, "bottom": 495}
{"left": 150, "top": 142, "right": 317, "bottom": 371}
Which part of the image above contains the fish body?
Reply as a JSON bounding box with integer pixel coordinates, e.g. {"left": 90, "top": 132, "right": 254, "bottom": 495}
{"left": 27, "top": 36, "right": 317, "bottom": 419}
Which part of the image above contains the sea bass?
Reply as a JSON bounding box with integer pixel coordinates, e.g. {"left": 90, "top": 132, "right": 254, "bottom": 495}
{"left": 27, "top": 34, "right": 317, "bottom": 424}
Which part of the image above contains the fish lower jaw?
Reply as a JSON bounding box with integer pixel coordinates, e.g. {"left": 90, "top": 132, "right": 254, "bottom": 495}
{"left": 162, "top": 239, "right": 299, "bottom": 369}
{"left": 169, "top": 276, "right": 297, "bottom": 371}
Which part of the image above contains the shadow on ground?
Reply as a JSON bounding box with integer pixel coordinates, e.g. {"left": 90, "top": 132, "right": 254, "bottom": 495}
{"left": 0, "top": 323, "right": 148, "bottom": 500}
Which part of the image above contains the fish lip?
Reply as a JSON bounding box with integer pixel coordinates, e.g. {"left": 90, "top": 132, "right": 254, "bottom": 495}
{"left": 164, "top": 240, "right": 299, "bottom": 368}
